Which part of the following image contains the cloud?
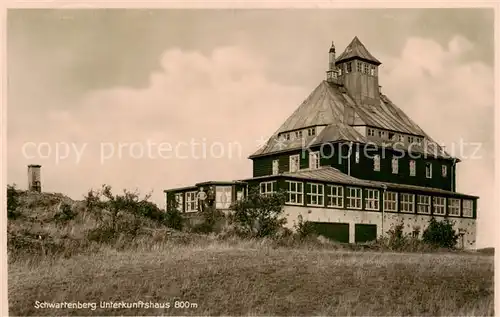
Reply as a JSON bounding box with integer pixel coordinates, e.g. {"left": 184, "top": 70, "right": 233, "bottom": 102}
{"left": 380, "top": 35, "right": 494, "bottom": 247}
{"left": 8, "top": 45, "right": 308, "bottom": 207}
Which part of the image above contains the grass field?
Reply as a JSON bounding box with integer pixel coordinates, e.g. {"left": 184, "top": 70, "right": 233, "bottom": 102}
{"left": 9, "top": 239, "right": 494, "bottom": 316}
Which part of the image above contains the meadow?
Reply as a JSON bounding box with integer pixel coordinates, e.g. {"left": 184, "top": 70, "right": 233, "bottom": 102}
{"left": 7, "top": 189, "right": 494, "bottom": 316}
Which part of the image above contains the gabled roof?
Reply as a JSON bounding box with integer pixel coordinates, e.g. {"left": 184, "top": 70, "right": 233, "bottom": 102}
{"left": 336, "top": 36, "right": 381, "bottom": 65}
{"left": 249, "top": 81, "right": 452, "bottom": 159}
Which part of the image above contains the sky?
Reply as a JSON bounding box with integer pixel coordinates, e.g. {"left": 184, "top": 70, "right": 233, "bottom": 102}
{"left": 6, "top": 8, "right": 494, "bottom": 247}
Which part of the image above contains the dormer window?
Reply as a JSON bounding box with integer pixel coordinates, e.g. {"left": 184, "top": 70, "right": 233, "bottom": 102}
{"left": 378, "top": 130, "right": 386, "bottom": 139}
{"left": 346, "top": 62, "right": 352, "bottom": 73}
{"left": 398, "top": 135, "right": 404, "bottom": 142}
{"left": 408, "top": 136, "right": 415, "bottom": 143}
{"left": 367, "top": 128, "right": 375, "bottom": 137}
{"left": 308, "top": 127, "right": 316, "bottom": 136}
{"left": 295, "top": 130, "right": 303, "bottom": 139}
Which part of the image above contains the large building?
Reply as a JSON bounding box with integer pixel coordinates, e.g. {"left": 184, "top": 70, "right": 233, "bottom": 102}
{"left": 164, "top": 37, "right": 478, "bottom": 248}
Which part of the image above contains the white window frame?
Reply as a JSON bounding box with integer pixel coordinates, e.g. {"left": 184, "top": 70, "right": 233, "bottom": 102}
{"left": 365, "top": 189, "right": 380, "bottom": 211}
{"left": 400, "top": 193, "right": 415, "bottom": 213}
{"left": 391, "top": 158, "right": 399, "bottom": 174}
{"left": 409, "top": 160, "right": 416, "bottom": 176}
{"left": 309, "top": 151, "right": 320, "bottom": 170}
{"left": 448, "top": 198, "right": 460, "bottom": 216}
{"left": 260, "top": 181, "right": 276, "bottom": 196}
{"left": 185, "top": 191, "right": 198, "bottom": 212}
{"left": 433, "top": 197, "right": 446, "bottom": 215}
{"left": 286, "top": 180, "right": 303, "bottom": 205}
{"left": 346, "top": 187, "right": 362, "bottom": 210}
{"left": 272, "top": 159, "right": 279, "bottom": 175}
{"left": 426, "top": 163, "right": 432, "bottom": 179}
{"left": 462, "top": 200, "right": 473, "bottom": 217}
{"left": 289, "top": 154, "right": 300, "bottom": 173}
{"left": 373, "top": 155, "right": 381, "bottom": 171}
{"left": 442, "top": 165, "right": 447, "bottom": 177}
{"left": 174, "top": 193, "right": 184, "bottom": 212}
{"left": 326, "top": 185, "right": 343, "bottom": 208}
{"left": 384, "top": 191, "right": 398, "bottom": 212}
{"left": 417, "top": 195, "right": 431, "bottom": 214}
{"left": 306, "top": 183, "right": 324, "bottom": 206}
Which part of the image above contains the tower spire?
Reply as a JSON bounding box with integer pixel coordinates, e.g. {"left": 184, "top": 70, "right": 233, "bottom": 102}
{"left": 326, "top": 40, "right": 337, "bottom": 82}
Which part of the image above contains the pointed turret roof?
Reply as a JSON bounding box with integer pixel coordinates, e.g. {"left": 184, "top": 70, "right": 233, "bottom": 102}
{"left": 336, "top": 36, "right": 381, "bottom": 65}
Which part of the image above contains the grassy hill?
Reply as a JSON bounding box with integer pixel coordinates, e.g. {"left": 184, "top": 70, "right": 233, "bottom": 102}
{"left": 7, "top": 189, "right": 495, "bottom": 316}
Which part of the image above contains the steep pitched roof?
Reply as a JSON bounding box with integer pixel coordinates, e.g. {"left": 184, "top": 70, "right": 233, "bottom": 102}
{"left": 336, "top": 36, "right": 381, "bottom": 65}
{"left": 249, "top": 81, "right": 452, "bottom": 159}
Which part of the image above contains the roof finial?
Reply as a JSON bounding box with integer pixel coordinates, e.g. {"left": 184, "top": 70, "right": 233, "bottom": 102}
{"left": 329, "top": 41, "right": 336, "bottom": 53}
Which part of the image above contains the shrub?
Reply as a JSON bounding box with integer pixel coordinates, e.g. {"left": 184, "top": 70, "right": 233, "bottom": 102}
{"left": 7, "top": 184, "right": 20, "bottom": 219}
{"left": 54, "top": 203, "right": 77, "bottom": 222}
{"left": 422, "top": 217, "right": 459, "bottom": 249}
{"left": 229, "top": 188, "right": 287, "bottom": 238}
{"left": 293, "top": 214, "right": 316, "bottom": 240}
{"left": 164, "top": 204, "right": 184, "bottom": 231}
{"left": 191, "top": 207, "right": 225, "bottom": 234}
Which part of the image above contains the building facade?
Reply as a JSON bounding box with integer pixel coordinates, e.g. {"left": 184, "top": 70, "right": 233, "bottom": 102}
{"left": 164, "top": 37, "right": 478, "bottom": 248}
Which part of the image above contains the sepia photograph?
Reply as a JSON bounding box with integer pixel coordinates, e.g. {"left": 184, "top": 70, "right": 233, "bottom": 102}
{"left": 4, "top": 7, "right": 495, "bottom": 316}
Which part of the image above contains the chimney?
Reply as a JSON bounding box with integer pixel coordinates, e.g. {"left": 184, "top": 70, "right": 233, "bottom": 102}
{"left": 28, "top": 164, "right": 42, "bottom": 193}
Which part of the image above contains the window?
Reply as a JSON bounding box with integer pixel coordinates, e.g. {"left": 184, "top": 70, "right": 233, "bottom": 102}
{"left": 433, "top": 197, "right": 446, "bottom": 215}
{"left": 286, "top": 181, "right": 303, "bottom": 205}
{"left": 309, "top": 151, "right": 320, "bottom": 169}
{"left": 295, "top": 130, "right": 303, "bottom": 139}
{"left": 346, "top": 187, "right": 362, "bottom": 209}
{"left": 306, "top": 183, "right": 324, "bottom": 206}
{"left": 260, "top": 181, "right": 276, "bottom": 196}
{"left": 391, "top": 158, "right": 399, "bottom": 174}
{"left": 384, "top": 191, "right": 398, "bottom": 212}
{"left": 409, "top": 160, "right": 416, "bottom": 176}
{"left": 355, "top": 148, "right": 360, "bottom": 163}
{"left": 425, "top": 162, "right": 432, "bottom": 179}
{"left": 285, "top": 133, "right": 290, "bottom": 141}
{"left": 463, "top": 200, "right": 473, "bottom": 217}
{"left": 398, "top": 135, "right": 405, "bottom": 142}
{"left": 327, "top": 185, "right": 343, "bottom": 208}
{"left": 356, "top": 61, "right": 363, "bottom": 72}
{"left": 338, "top": 67, "right": 343, "bottom": 76}
{"left": 185, "top": 191, "right": 198, "bottom": 212}
{"left": 373, "top": 155, "right": 381, "bottom": 171}
{"left": 364, "top": 63, "right": 369, "bottom": 74}
{"left": 367, "top": 128, "right": 375, "bottom": 136}
{"left": 346, "top": 62, "right": 352, "bottom": 73}
{"left": 174, "top": 193, "right": 184, "bottom": 212}
{"left": 408, "top": 136, "right": 415, "bottom": 143}
{"left": 272, "top": 159, "right": 279, "bottom": 175}
{"left": 365, "top": 189, "right": 380, "bottom": 211}
{"left": 400, "top": 193, "right": 415, "bottom": 213}
{"left": 308, "top": 127, "right": 316, "bottom": 136}
{"left": 370, "top": 66, "right": 376, "bottom": 76}
{"left": 289, "top": 154, "right": 300, "bottom": 172}
{"left": 448, "top": 198, "right": 460, "bottom": 216}
{"left": 417, "top": 195, "right": 431, "bottom": 214}
{"left": 442, "top": 165, "right": 447, "bottom": 177}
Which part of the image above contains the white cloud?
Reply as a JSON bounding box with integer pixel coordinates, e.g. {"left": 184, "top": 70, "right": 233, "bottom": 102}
{"left": 8, "top": 46, "right": 308, "bottom": 207}
{"left": 380, "top": 35, "right": 494, "bottom": 247}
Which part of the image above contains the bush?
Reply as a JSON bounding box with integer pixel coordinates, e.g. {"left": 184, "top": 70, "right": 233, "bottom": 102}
{"left": 229, "top": 188, "right": 287, "bottom": 238}
{"left": 164, "top": 208, "right": 184, "bottom": 231}
{"left": 7, "top": 184, "right": 20, "bottom": 219}
{"left": 422, "top": 217, "right": 459, "bottom": 249}
{"left": 54, "top": 203, "right": 77, "bottom": 222}
{"left": 293, "top": 214, "right": 316, "bottom": 240}
{"left": 191, "top": 207, "right": 225, "bottom": 234}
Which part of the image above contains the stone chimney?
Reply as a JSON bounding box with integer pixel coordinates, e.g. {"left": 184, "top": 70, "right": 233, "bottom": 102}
{"left": 28, "top": 164, "right": 42, "bottom": 192}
